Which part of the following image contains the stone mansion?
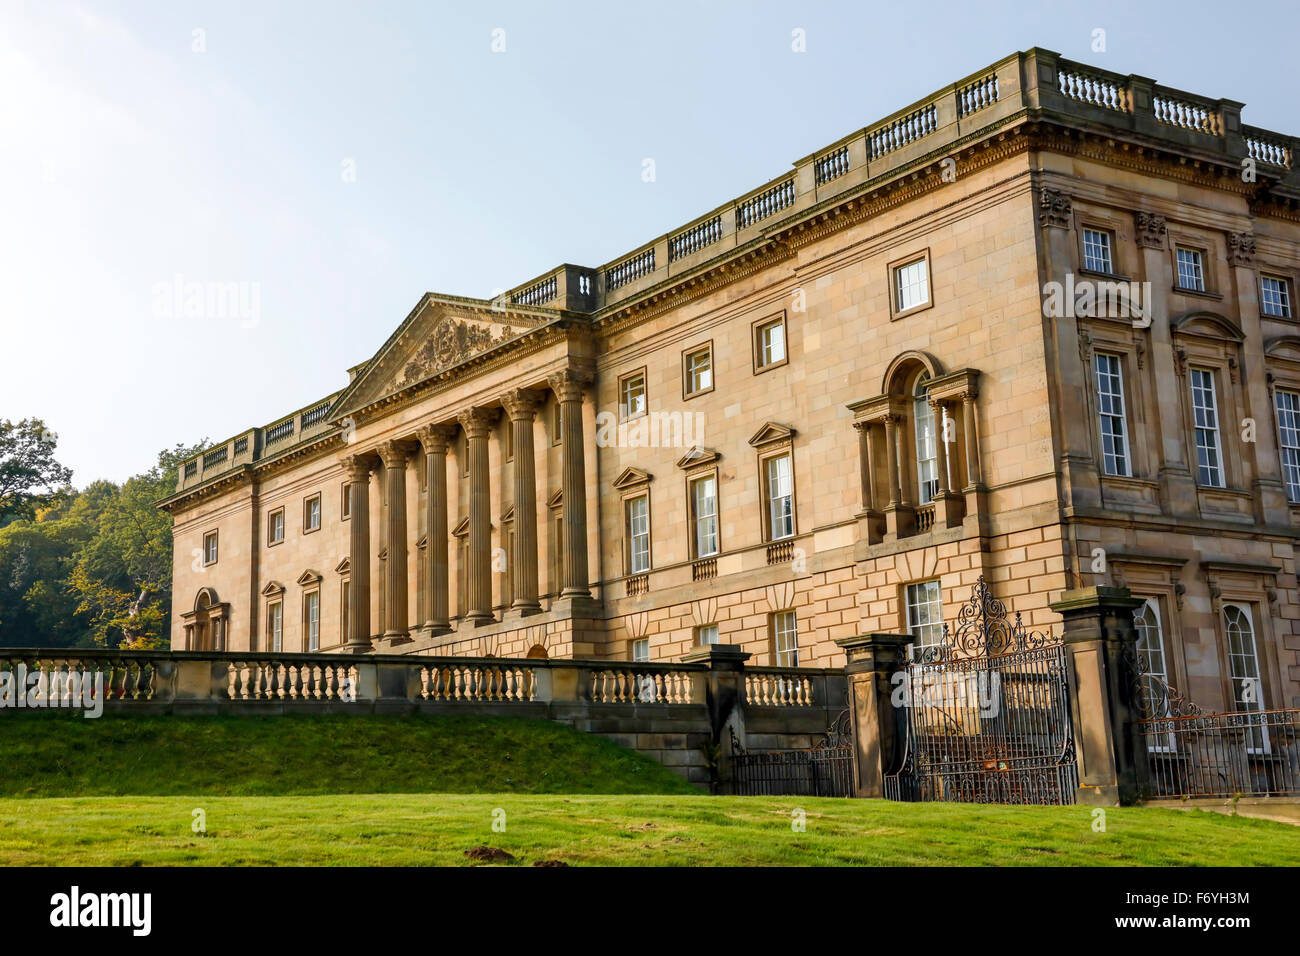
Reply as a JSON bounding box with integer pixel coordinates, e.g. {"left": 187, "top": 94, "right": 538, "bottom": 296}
{"left": 162, "top": 47, "right": 1300, "bottom": 713}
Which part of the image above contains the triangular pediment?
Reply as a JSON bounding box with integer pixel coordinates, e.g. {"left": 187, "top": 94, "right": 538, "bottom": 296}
{"left": 452, "top": 516, "right": 470, "bottom": 537}
{"left": 331, "top": 295, "right": 551, "bottom": 417}
{"left": 500, "top": 505, "right": 515, "bottom": 523}
{"left": 547, "top": 488, "right": 564, "bottom": 509}
{"left": 334, "top": 556, "right": 350, "bottom": 574}
{"left": 612, "top": 467, "right": 652, "bottom": 490}
{"left": 261, "top": 580, "right": 285, "bottom": 596}
{"left": 676, "top": 446, "right": 720, "bottom": 469}
{"left": 748, "top": 422, "right": 795, "bottom": 448}
{"left": 416, "top": 534, "right": 428, "bottom": 549}
{"left": 296, "top": 569, "right": 322, "bottom": 586}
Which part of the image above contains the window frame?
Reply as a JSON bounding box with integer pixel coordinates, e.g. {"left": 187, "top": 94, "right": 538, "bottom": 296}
{"left": 682, "top": 341, "right": 715, "bottom": 399}
{"left": 687, "top": 470, "right": 720, "bottom": 559}
{"left": 624, "top": 492, "right": 651, "bottom": 575}
{"left": 1080, "top": 226, "right": 1116, "bottom": 275}
{"left": 696, "top": 623, "right": 719, "bottom": 646}
{"left": 1094, "top": 352, "right": 1132, "bottom": 478}
{"left": 340, "top": 481, "right": 351, "bottom": 520}
{"left": 771, "top": 610, "right": 799, "bottom": 667}
{"left": 202, "top": 530, "right": 219, "bottom": 567}
{"left": 1223, "top": 602, "right": 1269, "bottom": 754}
{"left": 1133, "top": 597, "right": 1176, "bottom": 751}
{"left": 618, "top": 367, "right": 648, "bottom": 421}
{"left": 267, "top": 507, "right": 286, "bottom": 547}
{"left": 889, "top": 249, "right": 933, "bottom": 320}
{"left": 303, "top": 493, "right": 322, "bottom": 534}
{"left": 1189, "top": 366, "right": 1225, "bottom": 488}
{"left": 1174, "top": 245, "right": 1207, "bottom": 293}
{"left": 303, "top": 588, "right": 320, "bottom": 653}
{"left": 1260, "top": 272, "right": 1294, "bottom": 319}
{"left": 631, "top": 637, "right": 650, "bottom": 662}
{"left": 1275, "top": 386, "right": 1300, "bottom": 503}
{"left": 904, "top": 580, "right": 944, "bottom": 653}
{"left": 912, "top": 374, "right": 939, "bottom": 504}
{"left": 267, "top": 599, "right": 284, "bottom": 653}
{"left": 761, "top": 449, "right": 796, "bottom": 542}
{"left": 752, "top": 312, "right": 788, "bottom": 373}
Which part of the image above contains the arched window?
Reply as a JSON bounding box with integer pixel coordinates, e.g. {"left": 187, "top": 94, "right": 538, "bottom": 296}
{"left": 1224, "top": 604, "right": 1268, "bottom": 753}
{"left": 1134, "top": 599, "right": 1174, "bottom": 751}
{"left": 913, "top": 373, "right": 938, "bottom": 504}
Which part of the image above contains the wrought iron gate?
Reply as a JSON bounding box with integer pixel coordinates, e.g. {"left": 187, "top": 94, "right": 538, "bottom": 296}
{"left": 730, "top": 710, "right": 854, "bottom": 797}
{"left": 884, "top": 578, "right": 1078, "bottom": 805}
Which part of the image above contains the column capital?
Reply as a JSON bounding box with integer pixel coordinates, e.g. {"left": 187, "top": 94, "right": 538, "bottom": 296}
{"left": 1037, "top": 187, "right": 1072, "bottom": 230}
{"left": 457, "top": 406, "right": 498, "bottom": 438}
{"left": 342, "top": 453, "right": 375, "bottom": 482}
{"left": 851, "top": 419, "right": 875, "bottom": 433}
{"left": 547, "top": 368, "right": 593, "bottom": 403}
{"left": 1133, "top": 210, "right": 1168, "bottom": 249}
{"left": 377, "top": 440, "right": 414, "bottom": 468}
{"left": 417, "top": 423, "right": 457, "bottom": 453}
{"left": 500, "top": 387, "right": 543, "bottom": 421}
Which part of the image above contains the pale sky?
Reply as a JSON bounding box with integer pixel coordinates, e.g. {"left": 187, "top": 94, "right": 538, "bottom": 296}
{"left": 2, "top": 0, "right": 1297, "bottom": 485}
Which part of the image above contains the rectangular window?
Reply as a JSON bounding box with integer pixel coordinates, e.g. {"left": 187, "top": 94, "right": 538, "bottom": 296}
{"left": 755, "top": 317, "right": 786, "bottom": 370}
{"left": 631, "top": 638, "right": 649, "bottom": 662}
{"left": 1190, "top": 368, "right": 1223, "bottom": 487}
{"left": 1082, "top": 228, "right": 1113, "bottom": 274}
{"left": 626, "top": 495, "right": 650, "bottom": 574}
{"left": 1276, "top": 389, "right": 1300, "bottom": 503}
{"left": 341, "top": 482, "right": 351, "bottom": 520}
{"left": 684, "top": 345, "right": 713, "bottom": 397}
{"left": 905, "top": 580, "right": 944, "bottom": 651}
{"left": 914, "top": 389, "right": 938, "bottom": 504}
{"left": 552, "top": 403, "right": 563, "bottom": 445}
{"left": 690, "top": 474, "right": 719, "bottom": 558}
{"left": 340, "top": 582, "right": 350, "bottom": 644}
{"left": 268, "top": 601, "right": 283, "bottom": 653}
{"left": 697, "top": 623, "right": 719, "bottom": 646}
{"left": 203, "top": 531, "right": 218, "bottom": 566}
{"left": 304, "top": 494, "right": 322, "bottom": 532}
{"left": 773, "top": 610, "right": 799, "bottom": 667}
{"left": 268, "top": 508, "right": 285, "bottom": 545}
{"left": 503, "top": 419, "right": 514, "bottom": 461}
{"left": 1094, "top": 353, "right": 1131, "bottom": 477}
{"left": 1176, "top": 247, "right": 1205, "bottom": 292}
{"left": 619, "top": 370, "right": 646, "bottom": 419}
{"left": 765, "top": 453, "right": 794, "bottom": 540}
{"left": 1261, "top": 275, "right": 1293, "bottom": 318}
{"left": 305, "top": 591, "right": 320, "bottom": 652}
{"left": 895, "top": 257, "right": 930, "bottom": 312}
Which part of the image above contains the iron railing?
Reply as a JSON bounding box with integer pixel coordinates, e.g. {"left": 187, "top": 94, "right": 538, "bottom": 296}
{"left": 1139, "top": 708, "right": 1300, "bottom": 798}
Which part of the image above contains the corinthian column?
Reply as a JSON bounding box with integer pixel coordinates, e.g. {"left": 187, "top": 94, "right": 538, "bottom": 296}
{"left": 458, "top": 407, "right": 497, "bottom": 624}
{"left": 548, "top": 369, "right": 592, "bottom": 600}
{"left": 379, "top": 441, "right": 412, "bottom": 645}
{"left": 343, "top": 454, "right": 374, "bottom": 653}
{"left": 418, "top": 424, "right": 455, "bottom": 634}
{"left": 501, "top": 388, "right": 542, "bottom": 615}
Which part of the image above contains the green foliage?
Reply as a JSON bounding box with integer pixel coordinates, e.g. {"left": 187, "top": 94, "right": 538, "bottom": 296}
{"left": 0, "top": 418, "right": 73, "bottom": 524}
{"left": 0, "top": 436, "right": 203, "bottom": 649}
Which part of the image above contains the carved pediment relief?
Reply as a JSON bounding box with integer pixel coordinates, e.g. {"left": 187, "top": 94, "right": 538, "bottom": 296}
{"left": 261, "top": 580, "right": 285, "bottom": 596}
{"left": 748, "top": 422, "right": 795, "bottom": 448}
{"left": 334, "top": 557, "right": 350, "bottom": 574}
{"left": 676, "top": 446, "right": 720, "bottom": 469}
{"left": 296, "top": 569, "right": 322, "bottom": 586}
{"left": 1265, "top": 336, "right": 1300, "bottom": 366}
{"left": 1171, "top": 310, "right": 1243, "bottom": 343}
{"left": 332, "top": 296, "right": 549, "bottom": 416}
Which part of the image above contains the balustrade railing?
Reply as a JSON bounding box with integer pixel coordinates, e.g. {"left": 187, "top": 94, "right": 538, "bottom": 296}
{"left": 746, "top": 669, "right": 815, "bottom": 707}
{"left": 585, "top": 664, "right": 697, "bottom": 704}
{"left": 669, "top": 215, "right": 724, "bottom": 261}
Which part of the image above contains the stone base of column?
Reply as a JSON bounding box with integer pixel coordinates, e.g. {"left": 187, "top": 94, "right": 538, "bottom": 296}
{"left": 343, "top": 636, "right": 375, "bottom": 655}
{"left": 884, "top": 504, "right": 914, "bottom": 538}
{"left": 552, "top": 595, "right": 603, "bottom": 620}
{"left": 934, "top": 490, "right": 964, "bottom": 529}
{"left": 855, "top": 509, "right": 885, "bottom": 545}
{"left": 423, "top": 621, "right": 453, "bottom": 637}
{"left": 465, "top": 611, "right": 496, "bottom": 627}
{"left": 383, "top": 630, "right": 413, "bottom": 646}
{"left": 505, "top": 603, "right": 543, "bottom": 623}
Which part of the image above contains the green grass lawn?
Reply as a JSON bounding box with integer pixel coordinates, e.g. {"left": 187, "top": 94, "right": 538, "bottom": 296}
{"left": 1, "top": 794, "right": 1296, "bottom": 866}
{"left": 0, "top": 712, "right": 697, "bottom": 797}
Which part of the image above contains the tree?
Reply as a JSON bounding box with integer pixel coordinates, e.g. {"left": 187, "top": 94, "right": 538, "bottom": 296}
{"left": 0, "top": 418, "right": 73, "bottom": 523}
{"left": 68, "top": 442, "right": 203, "bottom": 649}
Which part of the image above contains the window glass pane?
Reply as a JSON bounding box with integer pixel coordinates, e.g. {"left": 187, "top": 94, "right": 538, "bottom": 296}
{"left": 773, "top": 611, "right": 798, "bottom": 666}
{"left": 1095, "top": 353, "right": 1130, "bottom": 477}
{"left": 913, "top": 376, "right": 937, "bottom": 504}
{"left": 692, "top": 476, "right": 718, "bottom": 557}
{"left": 1190, "top": 368, "right": 1223, "bottom": 487}
{"left": 306, "top": 592, "right": 320, "bottom": 651}
{"left": 1082, "top": 229, "right": 1113, "bottom": 273}
{"left": 698, "top": 624, "right": 719, "bottom": 645}
{"left": 1224, "top": 604, "right": 1268, "bottom": 752}
{"left": 896, "top": 259, "right": 929, "bottom": 311}
{"left": 905, "top": 580, "right": 944, "bottom": 650}
{"left": 627, "top": 496, "right": 650, "bottom": 573}
{"left": 687, "top": 348, "right": 712, "bottom": 393}
{"left": 1261, "top": 276, "right": 1292, "bottom": 318}
{"left": 1176, "top": 248, "right": 1204, "bottom": 291}
{"left": 766, "top": 454, "right": 794, "bottom": 539}
{"left": 1276, "top": 389, "right": 1300, "bottom": 502}
{"left": 632, "top": 638, "right": 649, "bottom": 662}
{"left": 760, "top": 320, "right": 785, "bottom": 366}
{"left": 621, "top": 374, "right": 646, "bottom": 418}
{"left": 270, "top": 602, "right": 283, "bottom": 653}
